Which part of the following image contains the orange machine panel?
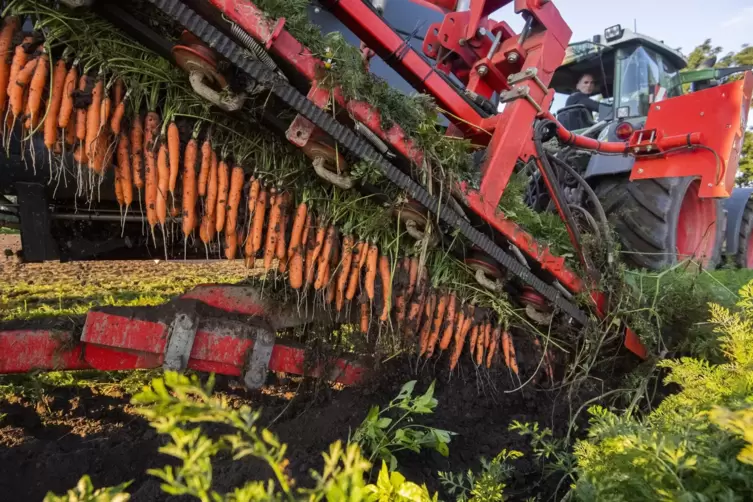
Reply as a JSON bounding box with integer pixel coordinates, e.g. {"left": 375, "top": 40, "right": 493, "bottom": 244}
{"left": 629, "top": 72, "right": 752, "bottom": 199}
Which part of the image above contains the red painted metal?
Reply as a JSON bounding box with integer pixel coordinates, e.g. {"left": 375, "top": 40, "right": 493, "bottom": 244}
{"left": 1, "top": 287, "right": 366, "bottom": 385}
{"left": 629, "top": 73, "right": 753, "bottom": 198}
{"left": 676, "top": 179, "right": 718, "bottom": 266}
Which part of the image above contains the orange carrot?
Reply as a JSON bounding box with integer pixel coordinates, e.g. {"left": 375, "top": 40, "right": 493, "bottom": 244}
{"left": 315, "top": 225, "right": 336, "bottom": 290}
{"left": 58, "top": 64, "right": 77, "bottom": 129}
{"left": 346, "top": 241, "right": 367, "bottom": 301}
{"left": 275, "top": 192, "right": 289, "bottom": 261}
{"left": 378, "top": 255, "right": 391, "bottom": 321}
{"left": 11, "top": 56, "right": 36, "bottom": 119}
{"left": 226, "top": 166, "right": 245, "bottom": 237}
{"left": 305, "top": 221, "right": 325, "bottom": 287}
{"left": 469, "top": 322, "right": 480, "bottom": 353}
{"left": 99, "top": 94, "right": 111, "bottom": 131}
{"left": 289, "top": 211, "right": 311, "bottom": 289}
{"left": 130, "top": 115, "right": 143, "bottom": 189}
{"left": 419, "top": 292, "right": 437, "bottom": 356}
{"left": 246, "top": 178, "right": 260, "bottom": 226}
{"left": 262, "top": 187, "right": 281, "bottom": 271}
{"left": 207, "top": 150, "right": 218, "bottom": 209}
{"left": 486, "top": 326, "right": 500, "bottom": 368}
{"left": 182, "top": 139, "right": 198, "bottom": 239}
{"left": 215, "top": 159, "right": 229, "bottom": 233}
{"left": 225, "top": 231, "right": 238, "bottom": 260}
{"left": 198, "top": 139, "right": 211, "bottom": 197}
{"left": 426, "top": 294, "right": 448, "bottom": 357}
{"left": 438, "top": 293, "right": 457, "bottom": 351}
{"left": 64, "top": 112, "right": 76, "bottom": 145}
{"left": 85, "top": 78, "right": 103, "bottom": 161}
{"left": 287, "top": 201, "right": 308, "bottom": 260}
{"left": 43, "top": 58, "right": 67, "bottom": 150}
{"left": 502, "top": 331, "right": 518, "bottom": 375}
{"left": 156, "top": 143, "right": 169, "bottom": 226}
{"left": 110, "top": 98, "right": 126, "bottom": 135}
{"left": 113, "top": 79, "right": 123, "bottom": 106}
{"left": 26, "top": 52, "right": 48, "bottom": 127}
{"left": 167, "top": 121, "right": 180, "bottom": 196}
{"left": 144, "top": 134, "right": 157, "bottom": 231}
{"left": 74, "top": 75, "right": 87, "bottom": 145}
{"left": 144, "top": 111, "right": 159, "bottom": 148}
{"left": 114, "top": 166, "right": 124, "bottom": 206}
{"left": 117, "top": 132, "right": 132, "bottom": 207}
{"left": 364, "top": 243, "right": 379, "bottom": 301}
{"left": 450, "top": 306, "right": 474, "bottom": 371}
{"left": 335, "top": 235, "right": 353, "bottom": 312}
{"left": 7, "top": 44, "right": 28, "bottom": 118}
{"left": 360, "top": 301, "right": 369, "bottom": 334}
{"left": 249, "top": 185, "right": 267, "bottom": 255}
{"left": 0, "top": 17, "right": 19, "bottom": 113}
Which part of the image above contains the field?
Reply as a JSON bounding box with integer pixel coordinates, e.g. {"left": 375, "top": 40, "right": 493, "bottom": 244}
{"left": 2, "top": 233, "right": 753, "bottom": 501}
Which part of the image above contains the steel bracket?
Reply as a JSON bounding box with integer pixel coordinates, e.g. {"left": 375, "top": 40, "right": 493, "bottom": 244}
{"left": 163, "top": 311, "right": 199, "bottom": 371}
{"left": 243, "top": 328, "right": 276, "bottom": 389}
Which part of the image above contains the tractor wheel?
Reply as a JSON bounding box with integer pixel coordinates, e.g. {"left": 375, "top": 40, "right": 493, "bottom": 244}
{"left": 735, "top": 198, "right": 753, "bottom": 268}
{"left": 593, "top": 175, "right": 723, "bottom": 270}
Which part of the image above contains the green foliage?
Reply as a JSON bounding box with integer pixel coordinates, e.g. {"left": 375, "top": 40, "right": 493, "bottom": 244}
{"left": 685, "top": 39, "right": 725, "bottom": 70}
{"left": 351, "top": 380, "right": 454, "bottom": 471}
{"left": 570, "top": 280, "right": 753, "bottom": 501}
{"left": 45, "top": 372, "right": 441, "bottom": 502}
{"left": 438, "top": 449, "right": 522, "bottom": 502}
{"left": 43, "top": 475, "right": 131, "bottom": 502}
{"left": 735, "top": 130, "right": 753, "bottom": 187}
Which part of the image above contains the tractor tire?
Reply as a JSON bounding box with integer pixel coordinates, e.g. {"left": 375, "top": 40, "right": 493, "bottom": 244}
{"left": 593, "top": 175, "right": 723, "bottom": 270}
{"left": 735, "top": 197, "right": 753, "bottom": 268}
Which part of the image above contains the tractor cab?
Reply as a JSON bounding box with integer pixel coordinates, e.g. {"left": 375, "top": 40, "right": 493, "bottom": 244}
{"left": 551, "top": 25, "right": 686, "bottom": 133}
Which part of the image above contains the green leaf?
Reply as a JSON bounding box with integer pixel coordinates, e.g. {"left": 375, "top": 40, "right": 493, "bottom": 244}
{"left": 377, "top": 417, "right": 393, "bottom": 429}
{"left": 397, "top": 380, "right": 417, "bottom": 400}
{"left": 436, "top": 442, "right": 450, "bottom": 457}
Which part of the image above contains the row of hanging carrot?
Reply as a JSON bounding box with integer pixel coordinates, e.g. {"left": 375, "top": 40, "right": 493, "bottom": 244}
{"left": 0, "top": 15, "right": 542, "bottom": 375}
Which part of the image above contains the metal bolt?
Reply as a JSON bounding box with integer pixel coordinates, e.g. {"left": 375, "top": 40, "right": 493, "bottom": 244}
{"left": 656, "top": 105, "right": 661, "bottom": 110}
{"left": 700, "top": 111, "right": 704, "bottom": 116}
{"left": 507, "top": 52, "right": 519, "bottom": 63}
{"left": 459, "top": 38, "right": 466, "bottom": 46}
{"left": 477, "top": 65, "right": 489, "bottom": 76}
{"left": 708, "top": 183, "right": 713, "bottom": 187}
{"left": 314, "top": 6, "right": 320, "bottom": 13}
{"left": 637, "top": 168, "right": 644, "bottom": 174}
{"left": 477, "top": 27, "right": 487, "bottom": 37}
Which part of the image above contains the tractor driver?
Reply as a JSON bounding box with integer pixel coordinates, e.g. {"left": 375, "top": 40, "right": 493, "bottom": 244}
{"left": 565, "top": 73, "right": 601, "bottom": 114}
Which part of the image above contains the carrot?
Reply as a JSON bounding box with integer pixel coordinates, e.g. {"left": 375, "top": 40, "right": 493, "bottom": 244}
{"left": 315, "top": 225, "right": 336, "bottom": 290}
{"left": 483, "top": 322, "right": 491, "bottom": 352}
{"left": 246, "top": 178, "right": 260, "bottom": 224}
{"left": 325, "top": 240, "right": 339, "bottom": 303}
{"left": 475, "top": 324, "right": 485, "bottom": 366}
{"left": 378, "top": 255, "right": 392, "bottom": 321}
{"left": 197, "top": 139, "right": 211, "bottom": 197}
{"left": 11, "top": 56, "right": 36, "bottom": 119}
{"left": 74, "top": 75, "right": 87, "bottom": 145}
{"left": 58, "top": 64, "right": 77, "bottom": 129}
{"left": 144, "top": 111, "right": 159, "bottom": 148}
{"left": 182, "top": 139, "right": 198, "bottom": 239}
{"left": 110, "top": 97, "right": 126, "bottom": 135}
{"left": 288, "top": 211, "right": 310, "bottom": 289}
{"left": 26, "top": 52, "right": 47, "bottom": 127}
{"left": 85, "top": 78, "right": 103, "bottom": 161}
{"left": 364, "top": 243, "right": 379, "bottom": 301}
{"left": 43, "top": 58, "right": 67, "bottom": 150}
{"left": 226, "top": 166, "right": 245, "bottom": 237}
{"left": 156, "top": 144, "right": 169, "bottom": 226}
{"left": 426, "top": 294, "right": 448, "bottom": 357}
{"left": 117, "top": 132, "right": 133, "bottom": 207}
{"left": 249, "top": 185, "right": 267, "bottom": 255}
{"left": 262, "top": 187, "right": 280, "bottom": 271}
{"left": 275, "top": 192, "right": 289, "bottom": 261}
{"left": 206, "top": 150, "right": 218, "bottom": 209}
{"left": 418, "top": 292, "right": 437, "bottom": 356}
{"left": 502, "top": 331, "right": 518, "bottom": 375}
{"left": 360, "top": 301, "right": 369, "bottom": 334}
{"left": 305, "top": 221, "right": 325, "bottom": 287}
{"left": 144, "top": 134, "right": 157, "bottom": 231}
{"left": 487, "top": 326, "right": 501, "bottom": 368}
{"left": 114, "top": 167, "right": 124, "bottom": 206}
{"left": 0, "top": 17, "right": 19, "bottom": 113}
{"left": 405, "top": 267, "right": 428, "bottom": 335}
{"left": 99, "top": 94, "right": 111, "bottom": 131}
{"left": 113, "top": 79, "right": 123, "bottom": 106}
{"left": 7, "top": 44, "right": 28, "bottom": 118}
{"left": 469, "top": 322, "right": 480, "bottom": 353}
{"left": 346, "top": 241, "right": 367, "bottom": 301}
{"left": 64, "top": 112, "right": 76, "bottom": 145}
{"left": 167, "top": 121, "right": 180, "bottom": 196}
{"left": 215, "top": 159, "right": 229, "bottom": 233}
{"left": 449, "top": 306, "right": 474, "bottom": 371}
{"left": 225, "top": 231, "right": 238, "bottom": 260}
{"left": 335, "top": 235, "right": 353, "bottom": 312}
{"left": 438, "top": 293, "right": 457, "bottom": 351}
{"left": 130, "top": 115, "right": 144, "bottom": 188}
{"left": 287, "top": 201, "right": 308, "bottom": 260}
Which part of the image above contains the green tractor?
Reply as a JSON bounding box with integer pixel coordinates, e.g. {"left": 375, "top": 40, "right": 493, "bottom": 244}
{"left": 545, "top": 24, "right": 752, "bottom": 271}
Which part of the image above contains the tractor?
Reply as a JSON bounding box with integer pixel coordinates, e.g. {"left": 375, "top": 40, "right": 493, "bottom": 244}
{"left": 1, "top": 0, "right": 752, "bottom": 385}
{"left": 549, "top": 25, "right": 753, "bottom": 270}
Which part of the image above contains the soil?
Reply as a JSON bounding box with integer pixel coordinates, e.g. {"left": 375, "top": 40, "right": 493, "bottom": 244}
{"left": 0, "top": 231, "right": 624, "bottom": 501}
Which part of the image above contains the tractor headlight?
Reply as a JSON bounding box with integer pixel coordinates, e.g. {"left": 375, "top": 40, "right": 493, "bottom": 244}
{"left": 604, "top": 25, "right": 624, "bottom": 42}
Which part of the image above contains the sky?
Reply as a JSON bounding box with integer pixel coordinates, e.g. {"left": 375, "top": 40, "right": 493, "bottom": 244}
{"left": 489, "top": 0, "right": 753, "bottom": 111}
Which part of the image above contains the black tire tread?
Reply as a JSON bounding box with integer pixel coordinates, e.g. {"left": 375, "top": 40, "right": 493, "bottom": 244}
{"left": 736, "top": 198, "right": 753, "bottom": 268}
